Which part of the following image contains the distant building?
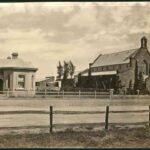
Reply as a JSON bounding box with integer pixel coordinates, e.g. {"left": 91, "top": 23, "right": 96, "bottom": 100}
{"left": 77, "top": 37, "right": 150, "bottom": 92}
{"left": 0, "top": 52, "right": 38, "bottom": 96}
{"left": 36, "top": 76, "right": 61, "bottom": 91}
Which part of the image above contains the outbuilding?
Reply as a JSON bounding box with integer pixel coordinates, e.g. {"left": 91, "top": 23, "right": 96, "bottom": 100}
{"left": 0, "top": 52, "right": 38, "bottom": 97}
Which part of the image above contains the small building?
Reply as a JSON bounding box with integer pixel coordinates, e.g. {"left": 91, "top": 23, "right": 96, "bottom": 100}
{"left": 77, "top": 37, "right": 150, "bottom": 93}
{"left": 36, "top": 76, "right": 61, "bottom": 91}
{"left": 0, "top": 52, "right": 38, "bottom": 96}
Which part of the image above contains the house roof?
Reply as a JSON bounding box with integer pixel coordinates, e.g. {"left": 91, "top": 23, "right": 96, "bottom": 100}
{"left": 0, "top": 58, "right": 38, "bottom": 71}
{"left": 91, "top": 48, "right": 139, "bottom": 68}
{"left": 36, "top": 77, "right": 55, "bottom": 82}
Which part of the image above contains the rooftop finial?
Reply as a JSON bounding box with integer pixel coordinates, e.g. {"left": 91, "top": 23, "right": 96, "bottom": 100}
{"left": 12, "top": 52, "right": 18, "bottom": 59}
{"left": 141, "top": 36, "right": 147, "bottom": 48}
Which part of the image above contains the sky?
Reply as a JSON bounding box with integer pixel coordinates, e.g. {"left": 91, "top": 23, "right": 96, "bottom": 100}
{"left": 0, "top": 2, "right": 150, "bottom": 80}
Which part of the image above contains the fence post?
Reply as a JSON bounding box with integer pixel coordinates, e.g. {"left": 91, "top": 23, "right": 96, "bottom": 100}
{"left": 27, "top": 90, "right": 29, "bottom": 97}
{"left": 45, "top": 89, "right": 46, "bottom": 98}
{"left": 63, "top": 90, "right": 64, "bottom": 99}
{"left": 49, "top": 106, "right": 53, "bottom": 133}
{"left": 7, "top": 88, "right": 9, "bottom": 97}
{"left": 148, "top": 105, "right": 150, "bottom": 127}
{"left": 109, "top": 89, "right": 113, "bottom": 100}
{"left": 105, "top": 106, "right": 109, "bottom": 130}
{"left": 137, "top": 89, "right": 139, "bottom": 96}
{"left": 95, "top": 90, "right": 96, "bottom": 99}
{"left": 79, "top": 90, "right": 80, "bottom": 99}
{"left": 57, "top": 91, "right": 59, "bottom": 98}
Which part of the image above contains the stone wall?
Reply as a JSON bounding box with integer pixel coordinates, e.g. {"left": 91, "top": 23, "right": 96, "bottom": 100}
{"left": 135, "top": 48, "right": 150, "bottom": 75}
{"left": 146, "top": 77, "right": 150, "bottom": 92}
{"left": 118, "top": 58, "right": 136, "bottom": 89}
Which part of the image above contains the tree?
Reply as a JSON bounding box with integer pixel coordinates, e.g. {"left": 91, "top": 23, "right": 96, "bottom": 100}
{"left": 128, "top": 80, "right": 133, "bottom": 94}
{"left": 114, "top": 75, "right": 120, "bottom": 93}
{"left": 69, "top": 60, "right": 75, "bottom": 79}
{"left": 57, "top": 61, "right": 63, "bottom": 79}
{"left": 57, "top": 60, "right": 76, "bottom": 80}
{"left": 129, "top": 80, "right": 132, "bottom": 90}
{"left": 134, "top": 60, "right": 138, "bottom": 92}
{"left": 63, "top": 61, "right": 70, "bottom": 80}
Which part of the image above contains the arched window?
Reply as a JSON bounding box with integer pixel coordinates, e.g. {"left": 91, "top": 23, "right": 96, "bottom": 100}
{"left": 142, "top": 60, "right": 148, "bottom": 75}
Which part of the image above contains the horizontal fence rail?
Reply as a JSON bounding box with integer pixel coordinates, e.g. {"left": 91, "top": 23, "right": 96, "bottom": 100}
{"left": 0, "top": 90, "right": 111, "bottom": 99}
{"left": 0, "top": 109, "right": 149, "bottom": 115}
{"left": 0, "top": 90, "right": 150, "bottom": 100}
{"left": 0, "top": 105, "right": 150, "bottom": 133}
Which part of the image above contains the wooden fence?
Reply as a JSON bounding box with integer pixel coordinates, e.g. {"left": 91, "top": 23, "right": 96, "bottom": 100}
{"left": 0, "top": 105, "right": 150, "bottom": 133}
{"left": 36, "top": 91, "right": 111, "bottom": 99}
{"left": 0, "top": 90, "right": 111, "bottom": 99}
{"left": 1, "top": 90, "right": 150, "bottom": 99}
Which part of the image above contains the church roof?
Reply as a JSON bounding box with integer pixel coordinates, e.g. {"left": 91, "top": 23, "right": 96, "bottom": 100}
{"left": 91, "top": 48, "right": 139, "bottom": 68}
{"left": 0, "top": 53, "right": 38, "bottom": 71}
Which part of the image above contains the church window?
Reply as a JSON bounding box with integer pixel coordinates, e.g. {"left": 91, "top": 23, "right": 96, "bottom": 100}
{"left": 142, "top": 60, "right": 148, "bottom": 75}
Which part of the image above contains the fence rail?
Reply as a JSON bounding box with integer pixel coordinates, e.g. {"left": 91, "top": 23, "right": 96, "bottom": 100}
{"left": 0, "top": 90, "right": 150, "bottom": 99}
{"left": 0, "top": 105, "right": 150, "bottom": 133}
{"left": 0, "top": 90, "right": 111, "bottom": 99}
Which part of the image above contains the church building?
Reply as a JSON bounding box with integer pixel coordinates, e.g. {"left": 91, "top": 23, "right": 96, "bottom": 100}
{"left": 78, "top": 37, "right": 150, "bottom": 93}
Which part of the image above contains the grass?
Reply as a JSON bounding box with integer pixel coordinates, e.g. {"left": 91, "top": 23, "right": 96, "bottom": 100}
{"left": 0, "top": 127, "right": 150, "bottom": 148}
{"left": 0, "top": 98, "right": 150, "bottom": 148}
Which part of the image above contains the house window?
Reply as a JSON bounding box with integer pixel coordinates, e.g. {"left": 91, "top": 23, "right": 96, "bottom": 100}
{"left": 113, "top": 65, "right": 115, "bottom": 70}
{"left": 18, "top": 75, "right": 25, "bottom": 89}
{"left": 106, "top": 66, "right": 109, "bottom": 71}
{"left": 36, "top": 82, "right": 39, "bottom": 86}
{"left": 96, "top": 68, "right": 98, "bottom": 72}
{"left": 119, "top": 64, "right": 122, "bottom": 69}
{"left": 94, "top": 67, "right": 97, "bottom": 72}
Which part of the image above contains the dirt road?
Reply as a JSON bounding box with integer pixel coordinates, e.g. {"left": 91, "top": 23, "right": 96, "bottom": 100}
{"left": 0, "top": 98, "right": 149, "bottom": 134}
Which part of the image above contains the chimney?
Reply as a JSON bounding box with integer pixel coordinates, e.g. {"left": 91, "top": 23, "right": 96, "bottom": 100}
{"left": 12, "top": 52, "right": 18, "bottom": 59}
{"left": 141, "top": 36, "right": 147, "bottom": 48}
{"left": 7, "top": 56, "right": 11, "bottom": 60}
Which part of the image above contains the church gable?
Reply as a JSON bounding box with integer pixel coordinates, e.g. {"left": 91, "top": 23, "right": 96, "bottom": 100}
{"left": 134, "top": 37, "right": 150, "bottom": 76}
{"left": 91, "top": 48, "right": 139, "bottom": 68}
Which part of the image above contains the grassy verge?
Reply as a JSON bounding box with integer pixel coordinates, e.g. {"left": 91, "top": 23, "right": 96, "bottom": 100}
{"left": 0, "top": 127, "right": 150, "bottom": 148}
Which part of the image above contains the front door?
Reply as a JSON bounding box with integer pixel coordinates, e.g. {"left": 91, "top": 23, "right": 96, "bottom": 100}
{"left": 0, "top": 79, "right": 3, "bottom": 93}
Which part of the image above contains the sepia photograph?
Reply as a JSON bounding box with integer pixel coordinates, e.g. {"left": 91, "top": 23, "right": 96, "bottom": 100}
{"left": 0, "top": 1, "right": 150, "bottom": 148}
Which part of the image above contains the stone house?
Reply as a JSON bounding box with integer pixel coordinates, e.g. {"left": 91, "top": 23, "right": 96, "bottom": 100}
{"left": 0, "top": 52, "right": 38, "bottom": 96}
{"left": 78, "top": 37, "right": 150, "bottom": 92}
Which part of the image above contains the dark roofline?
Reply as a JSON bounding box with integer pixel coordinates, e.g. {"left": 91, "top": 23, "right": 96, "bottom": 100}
{"left": 90, "top": 48, "right": 140, "bottom": 66}
{"left": 36, "top": 78, "right": 54, "bottom": 83}
{"left": 144, "top": 47, "right": 150, "bottom": 58}
{"left": 0, "top": 67, "right": 38, "bottom": 71}
{"left": 100, "top": 48, "right": 139, "bottom": 56}
{"left": 91, "top": 54, "right": 102, "bottom": 65}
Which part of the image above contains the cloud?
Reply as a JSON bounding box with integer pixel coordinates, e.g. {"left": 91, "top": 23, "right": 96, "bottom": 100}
{"left": 0, "top": 2, "right": 150, "bottom": 78}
